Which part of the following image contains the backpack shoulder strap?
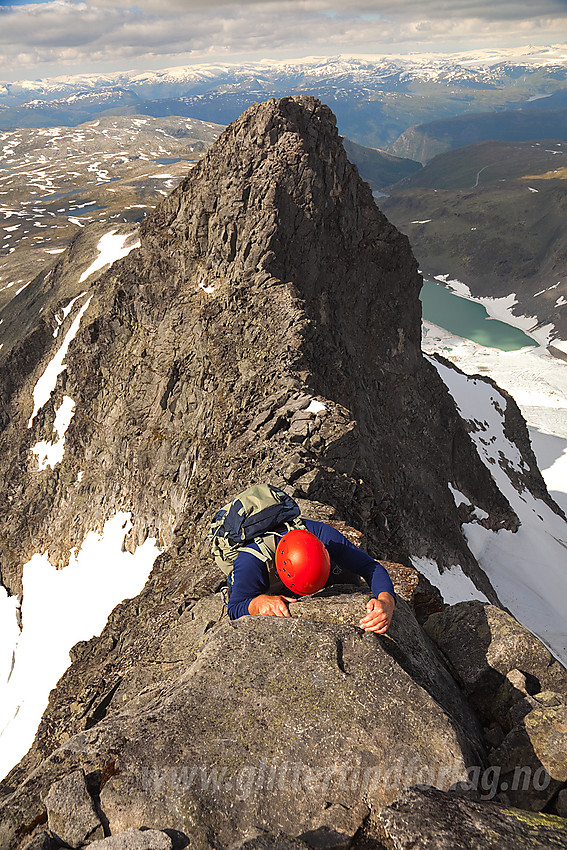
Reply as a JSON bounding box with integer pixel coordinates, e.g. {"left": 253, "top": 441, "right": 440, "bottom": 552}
{"left": 236, "top": 518, "right": 307, "bottom": 566}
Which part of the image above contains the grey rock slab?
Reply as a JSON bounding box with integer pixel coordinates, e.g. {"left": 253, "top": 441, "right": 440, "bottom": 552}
{"left": 87, "top": 828, "right": 173, "bottom": 849}
{"left": 291, "top": 589, "right": 485, "bottom": 763}
{"left": 42, "top": 768, "right": 103, "bottom": 848}
{"left": 95, "top": 612, "right": 483, "bottom": 845}
{"left": 378, "top": 786, "right": 567, "bottom": 849}
{"left": 0, "top": 593, "right": 485, "bottom": 850}
{"left": 424, "top": 602, "right": 567, "bottom": 727}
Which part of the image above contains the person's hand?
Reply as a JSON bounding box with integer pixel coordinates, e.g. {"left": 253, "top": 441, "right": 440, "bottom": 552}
{"left": 359, "top": 593, "right": 395, "bottom": 633}
{"left": 248, "top": 594, "right": 297, "bottom": 617}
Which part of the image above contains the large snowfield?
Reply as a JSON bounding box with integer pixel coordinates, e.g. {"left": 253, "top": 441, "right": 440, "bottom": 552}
{"left": 422, "top": 321, "right": 567, "bottom": 512}
{"left": 421, "top": 319, "right": 567, "bottom": 667}
{"left": 0, "top": 513, "right": 160, "bottom": 781}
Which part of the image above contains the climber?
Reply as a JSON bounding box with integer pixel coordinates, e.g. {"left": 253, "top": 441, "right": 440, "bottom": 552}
{"left": 227, "top": 520, "right": 396, "bottom": 633}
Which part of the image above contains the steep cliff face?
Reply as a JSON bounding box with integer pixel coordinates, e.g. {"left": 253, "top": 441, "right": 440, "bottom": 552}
{"left": 0, "top": 94, "right": 566, "bottom": 850}
{"left": 0, "top": 95, "right": 525, "bottom": 602}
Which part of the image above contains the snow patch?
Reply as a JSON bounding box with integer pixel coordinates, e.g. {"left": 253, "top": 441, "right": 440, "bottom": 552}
{"left": 0, "top": 512, "right": 161, "bottom": 782}
{"left": 198, "top": 281, "right": 215, "bottom": 294}
{"left": 528, "top": 427, "right": 567, "bottom": 515}
{"left": 448, "top": 484, "right": 470, "bottom": 507}
{"left": 53, "top": 292, "right": 86, "bottom": 337}
{"left": 0, "top": 586, "right": 20, "bottom": 689}
{"left": 534, "top": 282, "right": 560, "bottom": 297}
{"left": 15, "top": 281, "right": 30, "bottom": 296}
{"left": 28, "top": 295, "right": 92, "bottom": 427}
{"left": 306, "top": 399, "right": 327, "bottom": 414}
{"left": 448, "top": 483, "right": 489, "bottom": 519}
{"left": 79, "top": 230, "right": 140, "bottom": 284}
{"left": 429, "top": 355, "right": 567, "bottom": 665}
{"left": 411, "top": 556, "right": 489, "bottom": 605}
{"left": 31, "top": 395, "right": 75, "bottom": 470}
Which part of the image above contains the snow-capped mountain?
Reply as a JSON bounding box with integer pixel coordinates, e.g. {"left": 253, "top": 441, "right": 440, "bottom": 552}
{"left": 2, "top": 46, "right": 567, "bottom": 149}
{"left": 2, "top": 44, "right": 567, "bottom": 106}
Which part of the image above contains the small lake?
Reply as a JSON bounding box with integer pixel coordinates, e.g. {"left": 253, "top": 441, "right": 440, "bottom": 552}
{"left": 420, "top": 279, "right": 536, "bottom": 351}
{"left": 154, "top": 157, "right": 190, "bottom": 165}
{"left": 67, "top": 204, "right": 107, "bottom": 216}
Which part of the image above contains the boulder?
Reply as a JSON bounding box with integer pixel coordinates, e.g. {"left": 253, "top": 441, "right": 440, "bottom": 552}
{"left": 20, "top": 834, "right": 58, "bottom": 850}
{"left": 488, "top": 703, "right": 567, "bottom": 810}
{"left": 42, "top": 768, "right": 103, "bottom": 848}
{"left": 238, "top": 837, "right": 310, "bottom": 849}
{"left": 376, "top": 786, "right": 567, "bottom": 849}
{"left": 423, "top": 602, "right": 567, "bottom": 729}
{"left": 97, "top": 608, "right": 482, "bottom": 844}
{"left": 423, "top": 602, "right": 567, "bottom": 810}
{"left": 557, "top": 789, "right": 567, "bottom": 819}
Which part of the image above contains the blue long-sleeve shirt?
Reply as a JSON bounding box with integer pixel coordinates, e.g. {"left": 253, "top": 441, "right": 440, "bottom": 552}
{"left": 227, "top": 518, "right": 395, "bottom": 619}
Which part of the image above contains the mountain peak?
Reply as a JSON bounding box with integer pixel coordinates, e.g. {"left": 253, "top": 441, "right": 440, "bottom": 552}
{"left": 0, "top": 95, "right": 516, "bottom": 603}
{"left": 145, "top": 94, "right": 393, "bottom": 280}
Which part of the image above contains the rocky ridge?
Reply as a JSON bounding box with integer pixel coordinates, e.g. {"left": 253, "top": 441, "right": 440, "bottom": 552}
{"left": 0, "top": 96, "right": 566, "bottom": 847}
{"left": 0, "top": 95, "right": 545, "bottom": 598}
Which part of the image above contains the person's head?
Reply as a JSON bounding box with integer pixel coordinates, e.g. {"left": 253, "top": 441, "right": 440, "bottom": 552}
{"left": 275, "top": 528, "right": 330, "bottom": 595}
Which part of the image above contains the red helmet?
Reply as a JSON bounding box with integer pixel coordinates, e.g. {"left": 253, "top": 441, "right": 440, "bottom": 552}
{"left": 275, "top": 529, "right": 331, "bottom": 595}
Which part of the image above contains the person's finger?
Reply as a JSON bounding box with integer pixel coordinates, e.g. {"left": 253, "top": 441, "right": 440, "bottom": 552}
{"left": 360, "top": 608, "right": 385, "bottom": 624}
{"left": 361, "top": 613, "right": 389, "bottom": 630}
{"left": 361, "top": 620, "right": 387, "bottom": 631}
{"left": 360, "top": 611, "right": 388, "bottom": 628}
{"left": 366, "top": 621, "right": 389, "bottom": 633}
{"left": 283, "top": 596, "right": 297, "bottom": 603}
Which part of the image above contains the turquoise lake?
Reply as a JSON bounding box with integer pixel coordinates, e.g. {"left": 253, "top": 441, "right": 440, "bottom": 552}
{"left": 420, "top": 279, "right": 537, "bottom": 352}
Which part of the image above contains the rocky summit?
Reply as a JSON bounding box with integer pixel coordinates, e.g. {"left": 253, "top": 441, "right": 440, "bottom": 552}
{"left": 0, "top": 96, "right": 566, "bottom": 848}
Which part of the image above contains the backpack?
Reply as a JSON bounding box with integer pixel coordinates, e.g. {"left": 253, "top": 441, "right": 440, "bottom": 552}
{"left": 208, "top": 483, "right": 306, "bottom": 575}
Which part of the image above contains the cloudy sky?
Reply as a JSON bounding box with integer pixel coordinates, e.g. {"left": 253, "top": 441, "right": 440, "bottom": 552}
{"left": 0, "top": 0, "right": 566, "bottom": 82}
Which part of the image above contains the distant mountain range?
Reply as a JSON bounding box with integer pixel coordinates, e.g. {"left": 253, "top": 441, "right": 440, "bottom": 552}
{"left": 2, "top": 46, "right": 567, "bottom": 150}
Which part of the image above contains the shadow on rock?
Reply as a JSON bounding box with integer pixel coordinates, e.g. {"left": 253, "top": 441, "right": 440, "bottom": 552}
{"left": 424, "top": 601, "right": 567, "bottom": 812}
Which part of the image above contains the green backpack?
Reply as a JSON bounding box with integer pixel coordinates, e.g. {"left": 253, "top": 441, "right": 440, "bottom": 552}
{"left": 208, "top": 483, "right": 306, "bottom": 575}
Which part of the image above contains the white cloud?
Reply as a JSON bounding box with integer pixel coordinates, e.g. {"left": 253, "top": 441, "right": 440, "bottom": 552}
{"left": 0, "top": 0, "right": 565, "bottom": 77}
